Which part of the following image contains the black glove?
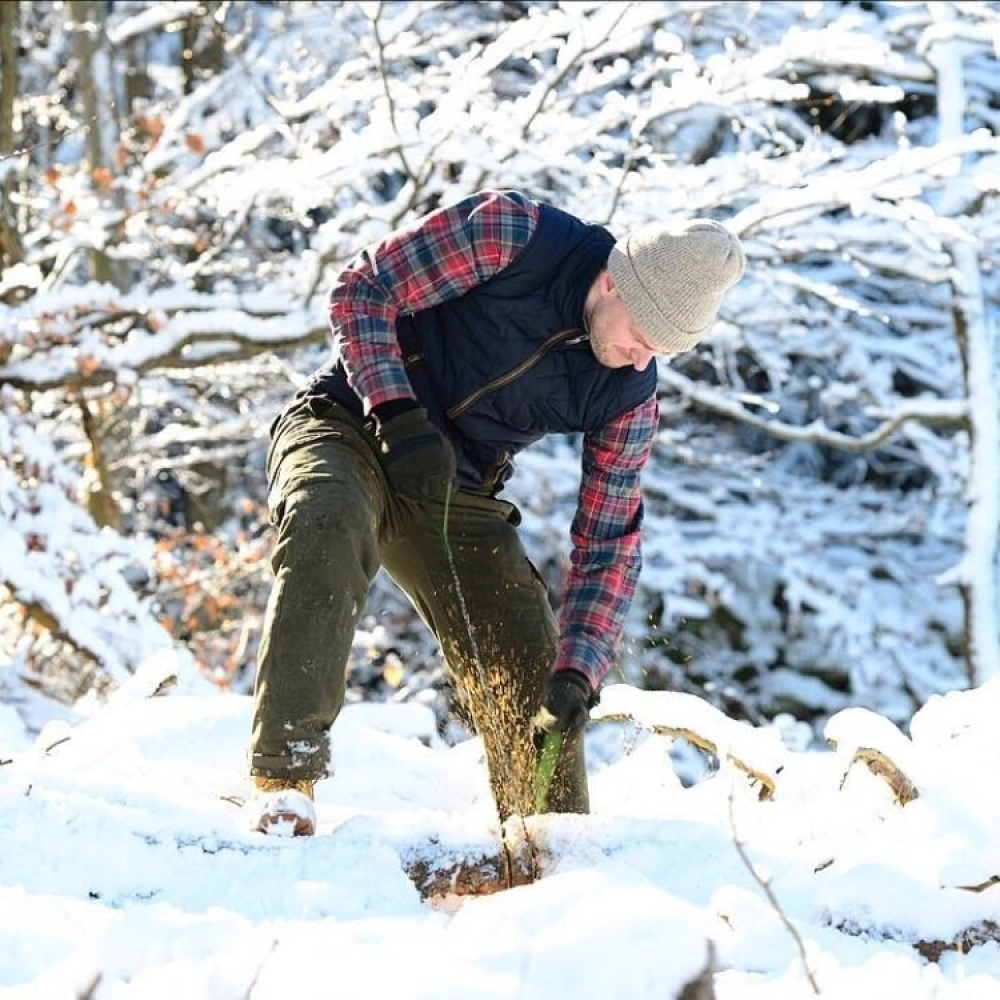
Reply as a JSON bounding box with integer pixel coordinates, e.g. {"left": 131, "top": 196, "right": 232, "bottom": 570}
{"left": 537, "top": 670, "right": 596, "bottom": 735}
{"left": 376, "top": 404, "right": 456, "bottom": 503}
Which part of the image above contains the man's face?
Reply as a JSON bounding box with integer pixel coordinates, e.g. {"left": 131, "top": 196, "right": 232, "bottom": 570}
{"left": 585, "top": 273, "right": 661, "bottom": 372}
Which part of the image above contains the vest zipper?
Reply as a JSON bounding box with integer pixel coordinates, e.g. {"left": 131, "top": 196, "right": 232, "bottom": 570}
{"left": 445, "top": 327, "right": 584, "bottom": 421}
{"left": 482, "top": 449, "right": 514, "bottom": 495}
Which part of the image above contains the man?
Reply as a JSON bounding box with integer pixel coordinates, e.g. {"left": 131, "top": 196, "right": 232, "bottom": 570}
{"left": 248, "top": 189, "right": 745, "bottom": 836}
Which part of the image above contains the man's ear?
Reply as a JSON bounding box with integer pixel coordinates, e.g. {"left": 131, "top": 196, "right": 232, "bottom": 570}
{"left": 600, "top": 268, "right": 617, "bottom": 298}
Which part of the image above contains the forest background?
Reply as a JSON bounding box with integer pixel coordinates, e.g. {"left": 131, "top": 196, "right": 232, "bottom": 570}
{"left": 1, "top": 0, "right": 998, "bottom": 747}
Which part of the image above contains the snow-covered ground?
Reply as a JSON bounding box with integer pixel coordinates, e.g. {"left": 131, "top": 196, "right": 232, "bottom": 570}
{"left": 4, "top": 655, "right": 1000, "bottom": 999}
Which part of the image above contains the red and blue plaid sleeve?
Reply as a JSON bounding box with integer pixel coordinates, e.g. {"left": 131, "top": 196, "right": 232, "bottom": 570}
{"left": 328, "top": 190, "right": 539, "bottom": 413}
{"left": 553, "top": 394, "right": 658, "bottom": 687}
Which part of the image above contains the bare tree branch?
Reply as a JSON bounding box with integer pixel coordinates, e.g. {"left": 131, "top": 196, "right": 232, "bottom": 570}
{"left": 728, "top": 789, "right": 822, "bottom": 995}
{"left": 0, "top": 308, "right": 326, "bottom": 392}
{"left": 658, "top": 366, "right": 967, "bottom": 453}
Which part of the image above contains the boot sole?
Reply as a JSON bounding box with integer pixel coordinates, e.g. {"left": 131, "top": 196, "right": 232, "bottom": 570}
{"left": 255, "top": 810, "right": 316, "bottom": 837}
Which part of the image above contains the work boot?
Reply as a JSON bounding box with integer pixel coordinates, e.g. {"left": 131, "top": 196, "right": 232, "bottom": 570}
{"left": 248, "top": 775, "right": 316, "bottom": 836}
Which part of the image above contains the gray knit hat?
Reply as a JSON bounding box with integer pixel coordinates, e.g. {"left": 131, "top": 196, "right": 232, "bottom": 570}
{"left": 608, "top": 219, "right": 746, "bottom": 355}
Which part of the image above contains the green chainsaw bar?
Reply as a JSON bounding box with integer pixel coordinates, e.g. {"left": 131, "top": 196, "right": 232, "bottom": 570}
{"left": 532, "top": 729, "right": 564, "bottom": 813}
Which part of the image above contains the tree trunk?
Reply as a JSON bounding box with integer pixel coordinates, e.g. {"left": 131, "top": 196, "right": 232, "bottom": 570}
{"left": 0, "top": 2, "right": 15, "bottom": 153}
{"left": 80, "top": 398, "right": 123, "bottom": 531}
{"left": 182, "top": 2, "right": 226, "bottom": 95}
{"left": 926, "top": 6, "right": 1000, "bottom": 685}
{"left": 67, "top": 0, "right": 126, "bottom": 289}
{"left": 947, "top": 263, "right": 999, "bottom": 685}
{"left": 121, "top": 34, "right": 152, "bottom": 111}
{"left": 0, "top": 1, "right": 24, "bottom": 271}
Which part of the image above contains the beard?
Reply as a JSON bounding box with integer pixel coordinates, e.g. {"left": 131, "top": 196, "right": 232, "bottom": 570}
{"left": 584, "top": 298, "right": 623, "bottom": 369}
{"left": 589, "top": 335, "right": 622, "bottom": 368}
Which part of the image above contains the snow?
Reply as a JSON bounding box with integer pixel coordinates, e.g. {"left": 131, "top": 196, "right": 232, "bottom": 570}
{"left": 3, "top": 661, "right": 1000, "bottom": 997}
{"left": 3, "top": 1, "right": 1000, "bottom": 995}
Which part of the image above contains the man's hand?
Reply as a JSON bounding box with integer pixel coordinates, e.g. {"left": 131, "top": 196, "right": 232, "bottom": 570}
{"left": 536, "top": 670, "right": 596, "bottom": 735}
{"left": 377, "top": 405, "right": 457, "bottom": 503}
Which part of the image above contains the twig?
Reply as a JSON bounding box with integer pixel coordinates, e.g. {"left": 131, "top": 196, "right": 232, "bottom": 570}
{"left": 0, "top": 107, "right": 111, "bottom": 164}
{"left": 366, "top": 2, "right": 417, "bottom": 189}
{"left": 78, "top": 973, "right": 102, "bottom": 1000}
{"left": 727, "top": 787, "right": 821, "bottom": 994}
{"left": 245, "top": 938, "right": 279, "bottom": 999}
{"left": 515, "top": 3, "right": 634, "bottom": 142}
{"left": 43, "top": 735, "right": 72, "bottom": 755}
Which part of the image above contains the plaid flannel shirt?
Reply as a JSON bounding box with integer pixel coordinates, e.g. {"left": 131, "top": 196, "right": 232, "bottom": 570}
{"left": 328, "top": 190, "right": 657, "bottom": 687}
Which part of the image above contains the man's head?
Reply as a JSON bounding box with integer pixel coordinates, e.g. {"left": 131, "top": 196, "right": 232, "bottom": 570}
{"left": 587, "top": 219, "right": 745, "bottom": 371}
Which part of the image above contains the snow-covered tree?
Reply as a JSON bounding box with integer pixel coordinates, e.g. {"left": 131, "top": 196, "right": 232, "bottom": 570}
{"left": 1, "top": 1, "right": 997, "bottom": 733}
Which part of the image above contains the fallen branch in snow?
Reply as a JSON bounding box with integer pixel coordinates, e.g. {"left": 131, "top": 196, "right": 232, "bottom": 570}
{"left": 952, "top": 874, "right": 1000, "bottom": 894}
{"left": 916, "top": 921, "right": 1000, "bottom": 962}
{"left": 825, "top": 706, "right": 920, "bottom": 805}
{"left": 844, "top": 747, "right": 919, "bottom": 805}
{"left": 596, "top": 713, "right": 777, "bottom": 799}
{"left": 834, "top": 915, "right": 1000, "bottom": 964}
{"left": 592, "top": 686, "right": 786, "bottom": 800}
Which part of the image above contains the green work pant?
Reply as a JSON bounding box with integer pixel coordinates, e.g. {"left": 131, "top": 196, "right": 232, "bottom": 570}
{"left": 249, "top": 396, "right": 588, "bottom": 819}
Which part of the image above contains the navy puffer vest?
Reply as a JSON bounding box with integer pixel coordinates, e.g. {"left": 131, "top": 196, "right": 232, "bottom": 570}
{"left": 306, "top": 203, "right": 657, "bottom": 494}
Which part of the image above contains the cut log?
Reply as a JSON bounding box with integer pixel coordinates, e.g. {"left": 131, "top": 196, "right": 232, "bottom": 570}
{"left": 400, "top": 817, "right": 551, "bottom": 899}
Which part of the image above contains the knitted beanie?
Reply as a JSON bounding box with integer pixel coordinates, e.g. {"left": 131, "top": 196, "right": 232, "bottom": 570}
{"left": 607, "top": 219, "right": 746, "bottom": 355}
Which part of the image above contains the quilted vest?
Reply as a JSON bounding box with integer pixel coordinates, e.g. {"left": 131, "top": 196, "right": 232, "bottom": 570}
{"left": 306, "top": 203, "right": 657, "bottom": 494}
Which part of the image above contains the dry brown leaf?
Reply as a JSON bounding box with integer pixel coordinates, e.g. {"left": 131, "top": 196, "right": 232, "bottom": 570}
{"left": 92, "top": 167, "right": 113, "bottom": 192}
{"left": 383, "top": 654, "right": 405, "bottom": 689}
{"left": 138, "top": 114, "right": 164, "bottom": 140}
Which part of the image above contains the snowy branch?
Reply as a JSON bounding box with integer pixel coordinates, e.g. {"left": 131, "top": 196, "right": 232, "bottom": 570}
{"left": 0, "top": 305, "right": 325, "bottom": 392}
{"left": 730, "top": 131, "right": 1000, "bottom": 235}
{"left": 657, "top": 366, "right": 968, "bottom": 452}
